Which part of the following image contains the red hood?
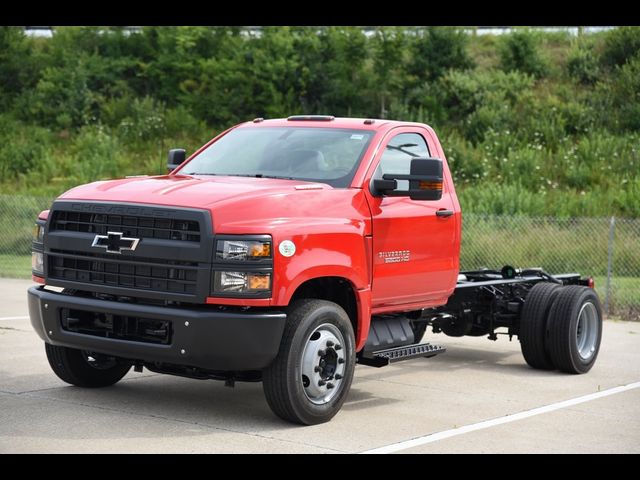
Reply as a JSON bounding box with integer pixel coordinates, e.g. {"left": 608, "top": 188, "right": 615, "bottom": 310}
{"left": 59, "top": 174, "right": 371, "bottom": 234}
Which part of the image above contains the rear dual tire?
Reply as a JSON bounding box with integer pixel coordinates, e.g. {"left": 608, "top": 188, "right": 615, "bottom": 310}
{"left": 547, "top": 286, "right": 603, "bottom": 374}
{"left": 520, "top": 284, "right": 602, "bottom": 374}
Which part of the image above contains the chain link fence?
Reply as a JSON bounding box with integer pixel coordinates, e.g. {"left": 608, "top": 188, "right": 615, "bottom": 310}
{"left": 461, "top": 215, "right": 640, "bottom": 320}
{"left": 1, "top": 195, "right": 638, "bottom": 320}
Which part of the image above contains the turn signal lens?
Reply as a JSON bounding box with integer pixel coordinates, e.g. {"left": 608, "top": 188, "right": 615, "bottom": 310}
{"left": 249, "top": 243, "right": 271, "bottom": 257}
{"left": 248, "top": 273, "right": 270, "bottom": 290}
{"left": 32, "top": 223, "right": 44, "bottom": 243}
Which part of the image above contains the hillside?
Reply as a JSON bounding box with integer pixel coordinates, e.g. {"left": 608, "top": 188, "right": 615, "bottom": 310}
{"left": 0, "top": 26, "right": 638, "bottom": 216}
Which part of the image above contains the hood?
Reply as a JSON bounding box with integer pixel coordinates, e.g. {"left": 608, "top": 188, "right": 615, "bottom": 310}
{"left": 58, "top": 174, "right": 370, "bottom": 234}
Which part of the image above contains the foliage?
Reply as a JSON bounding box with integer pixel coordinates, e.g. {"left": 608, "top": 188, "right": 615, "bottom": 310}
{"left": 600, "top": 26, "right": 640, "bottom": 67}
{"left": 498, "top": 29, "right": 548, "bottom": 77}
{"left": 566, "top": 40, "right": 600, "bottom": 84}
{"left": 0, "top": 26, "right": 638, "bottom": 218}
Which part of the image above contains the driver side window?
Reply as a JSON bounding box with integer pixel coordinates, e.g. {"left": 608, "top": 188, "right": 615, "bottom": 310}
{"left": 374, "top": 132, "right": 430, "bottom": 190}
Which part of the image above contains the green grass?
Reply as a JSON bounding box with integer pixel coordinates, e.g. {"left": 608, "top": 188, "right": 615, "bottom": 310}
{"left": 0, "top": 254, "right": 31, "bottom": 279}
{"left": 594, "top": 276, "right": 640, "bottom": 321}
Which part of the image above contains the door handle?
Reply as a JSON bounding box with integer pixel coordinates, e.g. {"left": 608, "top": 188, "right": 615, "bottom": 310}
{"left": 436, "top": 209, "right": 454, "bottom": 217}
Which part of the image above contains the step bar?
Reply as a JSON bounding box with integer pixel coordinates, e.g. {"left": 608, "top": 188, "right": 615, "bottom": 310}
{"left": 358, "top": 342, "right": 446, "bottom": 368}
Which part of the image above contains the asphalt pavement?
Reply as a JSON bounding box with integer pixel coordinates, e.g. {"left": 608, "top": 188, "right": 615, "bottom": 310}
{"left": 1, "top": 278, "right": 638, "bottom": 453}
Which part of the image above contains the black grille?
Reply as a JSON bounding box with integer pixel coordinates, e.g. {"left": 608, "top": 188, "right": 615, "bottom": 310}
{"left": 49, "top": 251, "right": 198, "bottom": 295}
{"left": 51, "top": 210, "right": 200, "bottom": 242}
{"left": 61, "top": 308, "right": 172, "bottom": 345}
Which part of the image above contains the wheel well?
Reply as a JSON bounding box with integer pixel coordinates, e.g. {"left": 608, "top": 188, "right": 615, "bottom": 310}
{"left": 290, "top": 277, "right": 358, "bottom": 335}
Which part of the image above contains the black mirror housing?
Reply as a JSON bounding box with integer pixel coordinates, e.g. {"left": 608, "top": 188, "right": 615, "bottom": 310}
{"left": 374, "top": 157, "right": 444, "bottom": 201}
{"left": 167, "top": 148, "right": 186, "bottom": 172}
{"left": 408, "top": 158, "right": 443, "bottom": 201}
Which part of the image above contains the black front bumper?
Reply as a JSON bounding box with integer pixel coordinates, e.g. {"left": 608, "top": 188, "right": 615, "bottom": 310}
{"left": 28, "top": 286, "right": 286, "bottom": 371}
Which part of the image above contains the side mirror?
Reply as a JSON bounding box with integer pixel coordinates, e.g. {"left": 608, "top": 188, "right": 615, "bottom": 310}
{"left": 167, "top": 148, "right": 186, "bottom": 173}
{"left": 372, "top": 158, "right": 443, "bottom": 201}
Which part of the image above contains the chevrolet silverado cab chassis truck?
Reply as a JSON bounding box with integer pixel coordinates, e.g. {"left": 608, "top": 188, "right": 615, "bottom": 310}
{"left": 28, "top": 116, "right": 603, "bottom": 425}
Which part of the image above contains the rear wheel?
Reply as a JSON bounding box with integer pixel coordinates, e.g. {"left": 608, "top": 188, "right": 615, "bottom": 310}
{"left": 519, "top": 282, "right": 562, "bottom": 370}
{"left": 45, "top": 344, "right": 132, "bottom": 387}
{"left": 262, "top": 299, "right": 355, "bottom": 425}
{"left": 546, "top": 286, "right": 603, "bottom": 374}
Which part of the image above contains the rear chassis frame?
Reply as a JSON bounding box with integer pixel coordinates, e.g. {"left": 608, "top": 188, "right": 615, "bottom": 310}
{"left": 412, "top": 268, "right": 590, "bottom": 341}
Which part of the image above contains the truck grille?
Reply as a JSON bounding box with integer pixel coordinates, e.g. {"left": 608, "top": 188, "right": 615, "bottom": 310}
{"left": 45, "top": 201, "right": 213, "bottom": 301}
{"left": 51, "top": 210, "right": 200, "bottom": 242}
{"left": 48, "top": 251, "right": 198, "bottom": 295}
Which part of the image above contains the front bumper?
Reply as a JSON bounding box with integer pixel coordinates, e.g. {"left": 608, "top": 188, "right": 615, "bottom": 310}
{"left": 28, "top": 286, "right": 286, "bottom": 371}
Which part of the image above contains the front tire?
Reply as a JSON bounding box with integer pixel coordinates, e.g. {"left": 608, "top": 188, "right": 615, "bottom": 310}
{"left": 262, "top": 299, "right": 356, "bottom": 425}
{"left": 45, "top": 344, "right": 132, "bottom": 387}
{"left": 546, "top": 286, "right": 603, "bottom": 374}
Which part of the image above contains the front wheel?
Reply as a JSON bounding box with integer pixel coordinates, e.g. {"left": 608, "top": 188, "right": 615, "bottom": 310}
{"left": 45, "top": 344, "right": 132, "bottom": 388}
{"left": 262, "top": 299, "right": 356, "bottom": 425}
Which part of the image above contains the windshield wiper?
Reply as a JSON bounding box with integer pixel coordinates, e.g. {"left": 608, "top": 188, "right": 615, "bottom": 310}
{"left": 189, "top": 173, "right": 297, "bottom": 180}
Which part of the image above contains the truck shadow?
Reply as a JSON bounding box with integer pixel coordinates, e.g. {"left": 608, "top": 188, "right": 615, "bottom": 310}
{"left": 356, "top": 342, "right": 571, "bottom": 380}
{"left": 6, "top": 344, "right": 569, "bottom": 444}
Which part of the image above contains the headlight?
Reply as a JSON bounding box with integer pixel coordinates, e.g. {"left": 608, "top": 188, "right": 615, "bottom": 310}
{"left": 216, "top": 239, "right": 271, "bottom": 261}
{"left": 32, "top": 223, "right": 44, "bottom": 243}
{"left": 31, "top": 252, "right": 44, "bottom": 275}
{"left": 214, "top": 271, "right": 271, "bottom": 294}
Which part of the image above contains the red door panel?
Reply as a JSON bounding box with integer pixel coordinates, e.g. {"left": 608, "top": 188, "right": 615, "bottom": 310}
{"left": 365, "top": 128, "right": 458, "bottom": 309}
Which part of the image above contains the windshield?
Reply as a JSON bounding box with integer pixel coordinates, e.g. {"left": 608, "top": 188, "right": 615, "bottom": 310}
{"left": 180, "top": 127, "right": 374, "bottom": 188}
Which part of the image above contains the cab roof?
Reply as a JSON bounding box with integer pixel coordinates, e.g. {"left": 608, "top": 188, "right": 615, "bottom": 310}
{"left": 237, "top": 116, "right": 429, "bottom": 132}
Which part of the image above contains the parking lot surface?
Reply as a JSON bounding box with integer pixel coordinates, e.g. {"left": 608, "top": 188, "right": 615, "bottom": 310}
{"left": 1, "top": 278, "right": 638, "bottom": 453}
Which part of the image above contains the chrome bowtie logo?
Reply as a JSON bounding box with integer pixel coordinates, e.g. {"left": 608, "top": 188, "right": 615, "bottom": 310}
{"left": 91, "top": 232, "right": 140, "bottom": 254}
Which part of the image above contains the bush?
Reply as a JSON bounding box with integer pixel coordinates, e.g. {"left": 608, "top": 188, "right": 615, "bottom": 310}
{"left": 567, "top": 41, "right": 600, "bottom": 84}
{"left": 25, "top": 59, "right": 98, "bottom": 129}
{"left": 408, "top": 27, "right": 474, "bottom": 83}
{"left": 0, "top": 115, "right": 54, "bottom": 179}
{"left": 594, "top": 57, "right": 640, "bottom": 131}
{"left": 601, "top": 26, "right": 640, "bottom": 68}
{"left": 499, "top": 30, "right": 548, "bottom": 77}
{"left": 438, "top": 69, "right": 534, "bottom": 143}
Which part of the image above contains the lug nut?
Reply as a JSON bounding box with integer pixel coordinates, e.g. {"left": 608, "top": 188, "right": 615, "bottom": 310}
{"left": 334, "top": 373, "right": 343, "bottom": 380}
{"left": 338, "top": 358, "right": 345, "bottom": 364}
{"left": 335, "top": 344, "right": 342, "bottom": 351}
{"left": 314, "top": 366, "right": 321, "bottom": 373}
{"left": 318, "top": 380, "right": 326, "bottom": 387}
{"left": 326, "top": 340, "right": 334, "bottom": 347}
{"left": 317, "top": 349, "right": 326, "bottom": 357}
{"left": 326, "top": 383, "right": 335, "bottom": 389}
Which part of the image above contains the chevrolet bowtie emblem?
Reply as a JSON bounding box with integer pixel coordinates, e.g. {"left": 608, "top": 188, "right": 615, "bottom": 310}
{"left": 91, "top": 231, "right": 140, "bottom": 254}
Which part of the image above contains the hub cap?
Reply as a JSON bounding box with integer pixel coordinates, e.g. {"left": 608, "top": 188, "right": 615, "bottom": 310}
{"left": 301, "top": 323, "right": 347, "bottom": 405}
{"left": 576, "top": 302, "right": 599, "bottom": 361}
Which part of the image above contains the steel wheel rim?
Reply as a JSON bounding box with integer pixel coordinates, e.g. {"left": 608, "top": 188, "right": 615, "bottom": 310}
{"left": 576, "top": 302, "right": 599, "bottom": 361}
{"left": 301, "top": 323, "right": 346, "bottom": 405}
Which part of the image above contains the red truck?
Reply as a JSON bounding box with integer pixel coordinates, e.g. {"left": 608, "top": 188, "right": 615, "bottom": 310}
{"left": 28, "top": 116, "right": 603, "bottom": 424}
